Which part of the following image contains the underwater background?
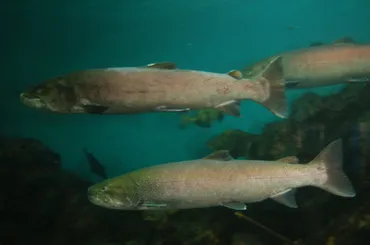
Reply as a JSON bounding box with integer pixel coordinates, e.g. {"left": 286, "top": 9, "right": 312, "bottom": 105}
{"left": 3, "top": 0, "right": 370, "bottom": 245}
{"left": 3, "top": 0, "right": 360, "bottom": 180}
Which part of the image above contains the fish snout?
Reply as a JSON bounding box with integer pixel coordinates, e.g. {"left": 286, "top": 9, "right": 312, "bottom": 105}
{"left": 87, "top": 186, "right": 101, "bottom": 204}
{"left": 87, "top": 186, "right": 94, "bottom": 196}
{"left": 20, "top": 92, "right": 36, "bottom": 100}
{"left": 20, "top": 92, "right": 44, "bottom": 108}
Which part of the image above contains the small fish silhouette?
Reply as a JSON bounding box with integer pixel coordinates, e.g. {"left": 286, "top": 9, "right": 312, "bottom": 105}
{"left": 83, "top": 148, "right": 107, "bottom": 179}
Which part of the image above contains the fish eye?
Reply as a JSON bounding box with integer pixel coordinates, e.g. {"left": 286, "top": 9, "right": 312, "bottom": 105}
{"left": 101, "top": 186, "right": 108, "bottom": 191}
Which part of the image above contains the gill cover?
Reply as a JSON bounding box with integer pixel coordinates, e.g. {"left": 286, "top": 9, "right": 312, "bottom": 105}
{"left": 21, "top": 78, "right": 78, "bottom": 112}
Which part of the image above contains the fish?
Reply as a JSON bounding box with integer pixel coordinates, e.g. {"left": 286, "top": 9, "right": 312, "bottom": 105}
{"left": 242, "top": 37, "right": 370, "bottom": 89}
{"left": 20, "top": 57, "right": 288, "bottom": 118}
{"left": 83, "top": 148, "right": 108, "bottom": 179}
{"left": 87, "top": 139, "right": 355, "bottom": 211}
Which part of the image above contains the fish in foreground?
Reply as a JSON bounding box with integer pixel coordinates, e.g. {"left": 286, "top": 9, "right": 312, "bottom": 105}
{"left": 20, "top": 57, "right": 288, "bottom": 118}
{"left": 242, "top": 37, "right": 370, "bottom": 88}
{"left": 87, "top": 139, "right": 355, "bottom": 211}
{"left": 83, "top": 148, "right": 108, "bottom": 179}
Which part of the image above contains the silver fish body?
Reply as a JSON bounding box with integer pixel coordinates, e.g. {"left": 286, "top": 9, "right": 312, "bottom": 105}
{"left": 242, "top": 37, "right": 370, "bottom": 88}
{"left": 87, "top": 139, "right": 355, "bottom": 211}
{"left": 20, "top": 58, "right": 288, "bottom": 118}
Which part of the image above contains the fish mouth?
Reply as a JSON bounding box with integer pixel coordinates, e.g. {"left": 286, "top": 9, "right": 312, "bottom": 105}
{"left": 87, "top": 191, "right": 104, "bottom": 206}
{"left": 87, "top": 188, "right": 109, "bottom": 207}
{"left": 20, "top": 92, "right": 39, "bottom": 100}
{"left": 87, "top": 194, "right": 125, "bottom": 210}
{"left": 20, "top": 92, "right": 44, "bottom": 108}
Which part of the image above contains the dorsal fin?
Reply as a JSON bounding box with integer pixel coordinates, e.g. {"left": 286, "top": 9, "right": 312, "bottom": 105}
{"left": 204, "top": 150, "right": 234, "bottom": 161}
{"left": 227, "top": 70, "right": 243, "bottom": 79}
{"left": 332, "top": 36, "right": 356, "bottom": 44}
{"left": 278, "top": 156, "right": 299, "bottom": 164}
{"left": 146, "top": 62, "right": 176, "bottom": 69}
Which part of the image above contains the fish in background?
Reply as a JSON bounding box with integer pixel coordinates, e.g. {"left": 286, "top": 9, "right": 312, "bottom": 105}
{"left": 83, "top": 148, "right": 107, "bottom": 180}
{"left": 20, "top": 57, "right": 288, "bottom": 118}
{"left": 87, "top": 139, "right": 355, "bottom": 211}
{"left": 242, "top": 37, "right": 370, "bottom": 89}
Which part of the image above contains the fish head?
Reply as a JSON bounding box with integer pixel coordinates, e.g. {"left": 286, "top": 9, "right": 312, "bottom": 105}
{"left": 20, "top": 76, "right": 77, "bottom": 113}
{"left": 87, "top": 176, "right": 145, "bottom": 210}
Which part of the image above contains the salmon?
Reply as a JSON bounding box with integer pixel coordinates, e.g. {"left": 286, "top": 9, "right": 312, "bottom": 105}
{"left": 242, "top": 37, "right": 370, "bottom": 88}
{"left": 87, "top": 139, "right": 355, "bottom": 211}
{"left": 20, "top": 57, "right": 288, "bottom": 118}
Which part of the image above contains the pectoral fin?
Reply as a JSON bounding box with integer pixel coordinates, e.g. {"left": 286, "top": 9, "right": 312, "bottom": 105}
{"left": 215, "top": 100, "right": 240, "bottom": 117}
{"left": 146, "top": 62, "right": 176, "bottom": 69}
{"left": 156, "top": 105, "right": 190, "bottom": 112}
{"left": 270, "top": 189, "right": 298, "bottom": 208}
{"left": 222, "top": 202, "right": 247, "bottom": 210}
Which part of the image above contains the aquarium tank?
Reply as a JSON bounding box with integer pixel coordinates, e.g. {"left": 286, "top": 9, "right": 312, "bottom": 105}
{"left": 2, "top": 0, "right": 370, "bottom": 244}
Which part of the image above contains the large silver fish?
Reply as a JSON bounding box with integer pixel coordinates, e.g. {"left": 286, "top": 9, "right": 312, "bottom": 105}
{"left": 87, "top": 139, "right": 355, "bottom": 211}
{"left": 242, "top": 37, "right": 370, "bottom": 88}
{"left": 20, "top": 57, "right": 288, "bottom": 118}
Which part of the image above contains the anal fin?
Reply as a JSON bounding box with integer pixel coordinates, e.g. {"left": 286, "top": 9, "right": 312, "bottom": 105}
{"left": 270, "top": 189, "right": 298, "bottom": 208}
{"left": 222, "top": 202, "right": 247, "bottom": 210}
{"left": 215, "top": 100, "right": 240, "bottom": 117}
{"left": 348, "top": 77, "right": 370, "bottom": 82}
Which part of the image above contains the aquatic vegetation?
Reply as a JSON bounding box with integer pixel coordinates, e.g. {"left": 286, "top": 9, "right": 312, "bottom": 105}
{"left": 179, "top": 109, "right": 224, "bottom": 129}
{"left": 207, "top": 129, "right": 258, "bottom": 158}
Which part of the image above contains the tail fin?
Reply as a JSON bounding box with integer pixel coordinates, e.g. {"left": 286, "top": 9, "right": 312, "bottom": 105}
{"left": 255, "top": 56, "right": 288, "bottom": 118}
{"left": 310, "top": 139, "right": 356, "bottom": 197}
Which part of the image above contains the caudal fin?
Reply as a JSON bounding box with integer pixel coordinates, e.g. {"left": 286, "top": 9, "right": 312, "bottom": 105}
{"left": 310, "top": 139, "right": 356, "bottom": 197}
{"left": 256, "top": 56, "right": 288, "bottom": 118}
